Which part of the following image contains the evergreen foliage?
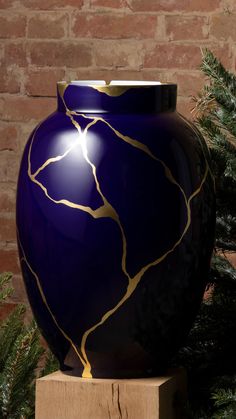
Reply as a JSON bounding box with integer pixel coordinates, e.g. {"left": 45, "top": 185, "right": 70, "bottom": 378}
{"left": 175, "top": 50, "right": 236, "bottom": 418}
{"left": 0, "top": 272, "right": 58, "bottom": 419}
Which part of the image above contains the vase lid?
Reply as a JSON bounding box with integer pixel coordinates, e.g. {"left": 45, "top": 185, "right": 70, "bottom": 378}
{"left": 57, "top": 80, "right": 177, "bottom": 114}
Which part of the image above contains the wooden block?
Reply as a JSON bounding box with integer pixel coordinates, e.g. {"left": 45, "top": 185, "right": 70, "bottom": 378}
{"left": 36, "top": 369, "right": 186, "bottom": 419}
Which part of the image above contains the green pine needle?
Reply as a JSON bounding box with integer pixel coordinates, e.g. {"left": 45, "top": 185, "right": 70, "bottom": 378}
{"left": 200, "top": 49, "right": 236, "bottom": 112}
{"left": 0, "top": 305, "right": 26, "bottom": 371}
{"left": 0, "top": 320, "right": 44, "bottom": 418}
{"left": 40, "top": 351, "right": 59, "bottom": 377}
{"left": 0, "top": 272, "right": 13, "bottom": 304}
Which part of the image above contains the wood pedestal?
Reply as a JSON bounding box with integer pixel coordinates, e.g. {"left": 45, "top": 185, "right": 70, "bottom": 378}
{"left": 35, "top": 369, "right": 186, "bottom": 419}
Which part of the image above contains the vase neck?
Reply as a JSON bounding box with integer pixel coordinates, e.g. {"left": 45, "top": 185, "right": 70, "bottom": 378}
{"left": 57, "top": 81, "right": 177, "bottom": 114}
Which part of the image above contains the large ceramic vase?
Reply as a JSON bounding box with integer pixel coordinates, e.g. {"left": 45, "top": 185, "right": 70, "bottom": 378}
{"left": 16, "top": 81, "right": 215, "bottom": 379}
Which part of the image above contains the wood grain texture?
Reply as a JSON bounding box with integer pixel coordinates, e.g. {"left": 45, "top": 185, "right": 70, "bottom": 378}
{"left": 35, "top": 369, "right": 186, "bottom": 419}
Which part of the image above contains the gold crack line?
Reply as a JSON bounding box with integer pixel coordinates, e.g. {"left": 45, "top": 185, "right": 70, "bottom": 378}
{"left": 32, "top": 144, "right": 78, "bottom": 179}
{"left": 28, "top": 129, "right": 111, "bottom": 219}
{"left": 31, "top": 96, "right": 82, "bottom": 179}
{"left": 30, "top": 175, "right": 111, "bottom": 218}
{"left": 69, "top": 111, "right": 188, "bottom": 206}
{"left": 17, "top": 230, "right": 86, "bottom": 368}
{"left": 80, "top": 163, "right": 209, "bottom": 378}
{"left": 89, "top": 85, "right": 131, "bottom": 97}
{"left": 58, "top": 83, "right": 69, "bottom": 111}
{"left": 68, "top": 113, "right": 131, "bottom": 283}
{"left": 28, "top": 116, "right": 130, "bottom": 281}
{"left": 57, "top": 82, "right": 69, "bottom": 101}
{"left": 81, "top": 122, "right": 131, "bottom": 282}
{"left": 59, "top": 88, "right": 188, "bottom": 208}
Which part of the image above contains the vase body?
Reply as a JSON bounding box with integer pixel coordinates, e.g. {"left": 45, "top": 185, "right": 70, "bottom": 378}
{"left": 16, "top": 82, "right": 215, "bottom": 378}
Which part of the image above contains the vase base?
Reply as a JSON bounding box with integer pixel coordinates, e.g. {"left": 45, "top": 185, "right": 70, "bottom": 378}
{"left": 61, "top": 364, "right": 167, "bottom": 379}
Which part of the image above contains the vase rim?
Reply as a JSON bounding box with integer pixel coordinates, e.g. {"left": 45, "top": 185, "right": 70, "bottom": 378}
{"left": 57, "top": 81, "right": 177, "bottom": 113}
{"left": 57, "top": 80, "right": 176, "bottom": 88}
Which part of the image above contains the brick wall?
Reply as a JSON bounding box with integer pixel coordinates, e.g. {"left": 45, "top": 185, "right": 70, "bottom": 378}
{"left": 0, "top": 0, "right": 236, "bottom": 313}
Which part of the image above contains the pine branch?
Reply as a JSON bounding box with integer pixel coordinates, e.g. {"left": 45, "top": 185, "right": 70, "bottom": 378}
{"left": 210, "top": 254, "right": 236, "bottom": 284}
{"left": 0, "top": 272, "right": 13, "bottom": 304}
{"left": 216, "top": 214, "right": 236, "bottom": 249}
{"left": 212, "top": 107, "right": 236, "bottom": 140}
{"left": 40, "top": 350, "right": 59, "bottom": 377}
{"left": 198, "top": 116, "right": 236, "bottom": 157}
{"left": 212, "top": 388, "right": 236, "bottom": 418}
{"left": 200, "top": 49, "right": 236, "bottom": 112}
{"left": 0, "top": 305, "right": 26, "bottom": 372}
{"left": 212, "top": 388, "right": 236, "bottom": 407}
{"left": 0, "top": 321, "right": 44, "bottom": 418}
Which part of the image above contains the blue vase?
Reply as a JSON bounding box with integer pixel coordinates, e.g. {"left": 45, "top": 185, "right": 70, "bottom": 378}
{"left": 16, "top": 81, "right": 215, "bottom": 378}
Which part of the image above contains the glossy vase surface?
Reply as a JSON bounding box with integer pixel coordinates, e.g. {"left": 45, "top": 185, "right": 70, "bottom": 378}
{"left": 16, "top": 81, "right": 215, "bottom": 378}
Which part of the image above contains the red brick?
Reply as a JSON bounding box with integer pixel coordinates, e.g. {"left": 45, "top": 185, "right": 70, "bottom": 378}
{"left": 166, "top": 16, "right": 209, "bottom": 41}
{"left": 67, "top": 68, "right": 148, "bottom": 85}
{"left": 72, "top": 14, "right": 156, "bottom": 39}
{"left": 94, "top": 41, "right": 143, "bottom": 68}
{"left": 144, "top": 44, "right": 201, "bottom": 69}
{"left": 29, "top": 41, "right": 92, "bottom": 67}
{"left": 28, "top": 13, "right": 69, "bottom": 39}
{"left": 70, "top": 68, "right": 142, "bottom": 83}
{"left": 18, "top": 122, "right": 38, "bottom": 153}
{"left": 0, "top": 125, "right": 18, "bottom": 151}
{"left": 21, "top": 0, "right": 83, "bottom": 9}
{"left": 0, "top": 66, "right": 21, "bottom": 93}
{"left": 0, "top": 216, "right": 16, "bottom": 242}
{"left": 0, "top": 248, "right": 20, "bottom": 274}
{"left": 0, "top": 44, "right": 4, "bottom": 63}
{"left": 169, "top": 71, "right": 205, "bottom": 97}
{"left": 177, "top": 97, "right": 195, "bottom": 120}
{"left": 210, "top": 44, "right": 232, "bottom": 70}
{"left": 0, "top": 0, "right": 15, "bottom": 8}
{"left": 5, "top": 42, "right": 27, "bottom": 67}
{"left": 90, "top": 0, "right": 123, "bottom": 8}
{"left": 10, "top": 275, "right": 28, "bottom": 303}
{"left": 24, "top": 305, "right": 34, "bottom": 323}
{"left": 0, "top": 14, "right": 26, "bottom": 38}
{"left": 26, "top": 69, "right": 65, "bottom": 97}
{"left": 130, "top": 0, "right": 221, "bottom": 12}
{"left": 0, "top": 152, "right": 20, "bottom": 182}
{"left": 0, "top": 303, "right": 18, "bottom": 322}
{"left": 140, "top": 70, "right": 173, "bottom": 83}
{"left": 0, "top": 184, "right": 16, "bottom": 212}
{"left": 211, "top": 13, "right": 236, "bottom": 42}
{"left": 0, "top": 96, "right": 56, "bottom": 122}
{"left": 0, "top": 98, "right": 4, "bottom": 115}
